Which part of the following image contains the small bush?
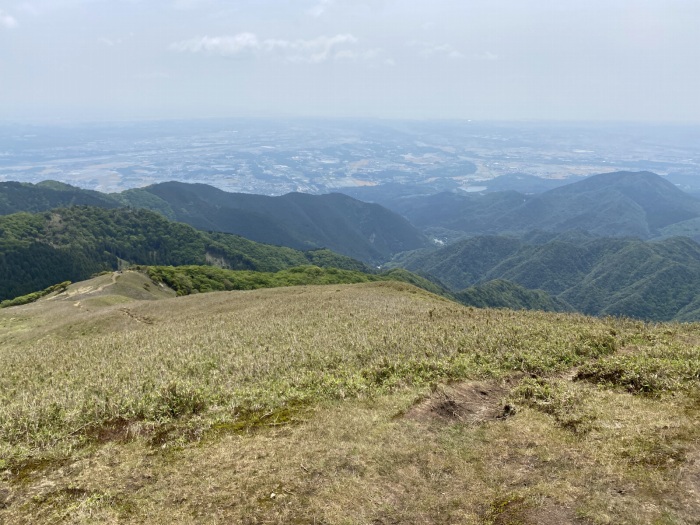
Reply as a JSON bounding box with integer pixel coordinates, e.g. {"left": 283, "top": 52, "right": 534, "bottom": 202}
{"left": 573, "top": 331, "right": 618, "bottom": 358}
{"left": 511, "top": 378, "right": 597, "bottom": 434}
{"left": 576, "top": 349, "right": 700, "bottom": 395}
{"left": 150, "top": 382, "right": 209, "bottom": 420}
{"left": 0, "top": 281, "right": 71, "bottom": 308}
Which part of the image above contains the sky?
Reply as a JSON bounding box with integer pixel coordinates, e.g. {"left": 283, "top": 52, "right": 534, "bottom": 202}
{"left": 1, "top": 0, "right": 699, "bottom": 123}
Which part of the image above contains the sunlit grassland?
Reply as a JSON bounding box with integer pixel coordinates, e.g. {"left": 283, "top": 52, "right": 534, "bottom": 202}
{"left": 1, "top": 279, "right": 699, "bottom": 523}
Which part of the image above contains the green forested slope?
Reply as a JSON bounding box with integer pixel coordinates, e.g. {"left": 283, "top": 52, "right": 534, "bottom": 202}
{"left": 118, "top": 182, "right": 429, "bottom": 264}
{"left": 385, "top": 172, "right": 700, "bottom": 240}
{"left": 0, "top": 180, "right": 119, "bottom": 214}
{"left": 455, "top": 279, "right": 570, "bottom": 312}
{"left": 401, "top": 234, "right": 700, "bottom": 321}
{"left": 0, "top": 180, "right": 429, "bottom": 265}
{"left": 0, "top": 206, "right": 367, "bottom": 300}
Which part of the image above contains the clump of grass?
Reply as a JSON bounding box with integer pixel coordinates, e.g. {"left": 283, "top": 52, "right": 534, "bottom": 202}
{"left": 149, "top": 381, "right": 209, "bottom": 420}
{"left": 481, "top": 494, "right": 531, "bottom": 525}
{"left": 573, "top": 330, "right": 618, "bottom": 357}
{"left": 510, "top": 378, "right": 598, "bottom": 434}
{"left": 576, "top": 342, "right": 700, "bottom": 395}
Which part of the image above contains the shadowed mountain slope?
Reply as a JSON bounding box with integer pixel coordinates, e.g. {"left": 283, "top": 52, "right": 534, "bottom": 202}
{"left": 0, "top": 180, "right": 429, "bottom": 265}
{"left": 400, "top": 234, "right": 700, "bottom": 321}
{"left": 386, "top": 171, "right": 700, "bottom": 240}
{"left": 118, "top": 182, "right": 429, "bottom": 264}
{"left": 0, "top": 180, "right": 120, "bottom": 214}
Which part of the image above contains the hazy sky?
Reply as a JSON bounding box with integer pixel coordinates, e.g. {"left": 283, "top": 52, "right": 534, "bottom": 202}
{"left": 1, "top": 0, "right": 699, "bottom": 123}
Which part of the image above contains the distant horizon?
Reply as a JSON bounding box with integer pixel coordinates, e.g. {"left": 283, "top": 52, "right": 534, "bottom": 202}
{"left": 1, "top": 1, "right": 699, "bottom": 124}
{"left": 3, "top": 116, "right": 700, "bottom": 128}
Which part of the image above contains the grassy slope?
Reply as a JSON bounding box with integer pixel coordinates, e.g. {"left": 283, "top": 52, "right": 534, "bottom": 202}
{"left": 0, "top": 279, "right": 699, "bottom": 524}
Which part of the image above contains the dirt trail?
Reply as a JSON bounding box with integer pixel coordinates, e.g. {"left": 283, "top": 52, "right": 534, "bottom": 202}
{"left": 49, "top": 272, "right": 120, "bottom": 301}
{"left": 85, "top": 272, "right": 119, "bottom": 295}
{"left": 119, "top": 308, "right": 154, "bottom": 325}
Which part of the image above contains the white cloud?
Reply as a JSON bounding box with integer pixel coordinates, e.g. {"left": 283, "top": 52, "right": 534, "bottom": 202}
{"left": 171, "top": 33, "right": 261, "bottom": 55}
{"left": 475, "top": 51, "right": 499, "bottom": 61}
{"left": 98, "top": 36, "right": 123, "bottom": 47}
{"left": 308, "top": 0, "right": 334, "bottom": 18}
{"left": 333, "top": 47, "right": 394, "bottom": 67}
{"left": 0, "top": 10, "right": 18, "bottom": 29}
{"left": 171, "top": 33, "right": 361, "bottom": 64}
{"left": 408, "top": 40, "right": 464, "bottom": 59}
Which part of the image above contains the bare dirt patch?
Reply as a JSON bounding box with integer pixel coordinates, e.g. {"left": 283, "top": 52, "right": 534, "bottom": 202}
{"left": 119, "top": 308, "right": 154, "bottom": 325}
{"left": 405, "top": 378, "right": 517, "bottom": 425}
{"left": 89, "top": 418, "right": 148, "bottom": 444}
{"left": 483, "top": 496, "right": 591, "bottom": 525}
{"left": 522, "top": 503, "right": 592, "bottom": 525}
{"left": 681, "top": 449, "right": 700, "bottom": 514}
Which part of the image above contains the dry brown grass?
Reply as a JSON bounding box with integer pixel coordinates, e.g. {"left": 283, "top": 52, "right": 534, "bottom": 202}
{"left": 1, "top": 275, "right": 699, "bottom": 523}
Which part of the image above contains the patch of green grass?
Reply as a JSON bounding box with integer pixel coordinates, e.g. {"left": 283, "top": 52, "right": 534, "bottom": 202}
{"left": 144, "top": 264, "right": 448, "bottom": 297}
{"left": 576, "top": 342, "right": 700, "bottom": 394}
{"left": 510, "top": 378, "right": 598, "bottom": 434}
{"left": 1, "top": 283, "right": 696, "bottom": 467}
{"left": 482, "top": 494, "right": 531, "bottom": 525}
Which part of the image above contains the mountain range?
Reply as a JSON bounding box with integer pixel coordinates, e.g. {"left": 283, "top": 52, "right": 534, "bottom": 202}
{"left": 3, "top": 171, "right": 700, "bottom": 321}
{"left": 377, "top": 171, "right": 700, "bottom": 241}
{"left": 398, "top": 233, "right": 700, "bottom": 321}
{"left": 0, "top": 180, "right": 429, "bottom": 265}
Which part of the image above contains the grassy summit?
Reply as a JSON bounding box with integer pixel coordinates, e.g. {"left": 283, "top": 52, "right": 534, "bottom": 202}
{"left": 0, "top": 274, "right": 698, "bottom": 523}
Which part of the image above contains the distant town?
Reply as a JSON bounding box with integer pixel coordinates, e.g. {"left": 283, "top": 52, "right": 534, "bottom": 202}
{"left": 1, "top": 119, "right": 699, "bottom": 196}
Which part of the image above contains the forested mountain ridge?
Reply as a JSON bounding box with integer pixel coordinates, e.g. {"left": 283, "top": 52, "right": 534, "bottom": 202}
{"left": 383, "top": 171, "right": 700, "bottom": 240}
{"left": 499, "top": 171, "right": 700, "bottom": 236}
{"left": 5, "top": 173, "right": 700, "bottom": 320}
{"left": 0, "top": 206, "right": 368, "bottom": 301}
{"left": 399, "top": 233, "right": 700, "bottom": 321}
{"left": 117, "top": 182, "right": 429, "bottom": 264}
{"left": 0, "top": 180, "right": 120, "bottom": 214}
{"left": 5, "top": 171, "right": 700, "bottom": 249}
{"left": 0, "top": 180, "right": 429, "bottom": 265}
{"left": 455, "top": 279, "right": 571, "bottom": 312}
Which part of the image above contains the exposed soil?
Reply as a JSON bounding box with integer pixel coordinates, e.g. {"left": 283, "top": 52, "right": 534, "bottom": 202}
{"left": 484, "top": 496, "right": 591, "bottom": 525}
{"left": 682, "top": 450, "right": 700, "bottom": 514}
{"left": 520, "top": 503, "right": 591, "bottom": 525}
{"left": 91, "top": 418, "right": 139, "bottom": 444}
{"left": 616, "top": 345, "right": 641, "bottom": 356}
{"left": 0, "top": 488, "right": 10, "bottom": 509}
{"left": 119, "top": 308, "right": 154, "bottom": 325}
{"left": 405, "top": 378, "right": 517, "bottom": 425}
